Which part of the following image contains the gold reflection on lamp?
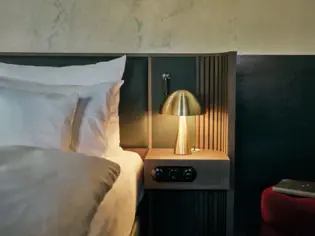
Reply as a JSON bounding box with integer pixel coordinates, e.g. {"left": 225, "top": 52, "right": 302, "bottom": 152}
{"left": 160, "top": 90, "right": 202, "bottom": 155}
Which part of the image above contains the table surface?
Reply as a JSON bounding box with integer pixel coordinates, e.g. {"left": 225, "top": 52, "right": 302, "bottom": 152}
{"left": 146, "top": 148, "right": 229, "bottom": 160}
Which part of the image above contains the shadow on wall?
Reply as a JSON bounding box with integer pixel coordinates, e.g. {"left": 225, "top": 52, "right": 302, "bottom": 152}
{"left": 235, "top": 55, "right": 315, "bottom": 230}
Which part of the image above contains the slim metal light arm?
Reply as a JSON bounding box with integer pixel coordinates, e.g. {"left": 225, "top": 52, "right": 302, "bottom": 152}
{"left": 162, "top": 73, "right": 171, "bottom": 97}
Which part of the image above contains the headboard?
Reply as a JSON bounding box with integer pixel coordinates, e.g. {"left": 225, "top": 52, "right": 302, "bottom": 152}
{"left": 0, "top": 53, "right": 237, "bottom": 235}
{"left": 0, "top": 53, "right": 236, "bottom": 160}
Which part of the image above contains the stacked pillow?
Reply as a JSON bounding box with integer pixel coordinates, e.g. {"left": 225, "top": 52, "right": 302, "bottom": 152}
{"left": 0, "top": 86, "right": 78, "bottom": 150}
{"left": 0, "top": 56, "right": 126, "bottom": 157}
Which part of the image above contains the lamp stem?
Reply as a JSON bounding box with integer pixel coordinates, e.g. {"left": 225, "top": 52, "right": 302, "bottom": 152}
{"left": 175, "top": 116, "right": 191, "bottom": 155}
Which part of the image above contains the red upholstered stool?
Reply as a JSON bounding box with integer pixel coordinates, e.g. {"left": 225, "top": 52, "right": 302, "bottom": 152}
{"left": 261, "top": 187, "right": 315, "bottom": 236}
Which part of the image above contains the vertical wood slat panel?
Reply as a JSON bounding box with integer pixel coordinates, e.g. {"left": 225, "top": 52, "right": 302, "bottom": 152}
{"left": 196, "top": 55, "right": 229, "bottom": 153}
{"left": 148, "top": 190, "right": 227, "bottom": 236}
{"left": 195, "top": 53, "right": 236, "bottom": 236}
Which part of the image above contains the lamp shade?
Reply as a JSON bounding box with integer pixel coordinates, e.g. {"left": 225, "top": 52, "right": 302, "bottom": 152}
{"left": 160, "top": 90, "right": 202, "bottom": 116}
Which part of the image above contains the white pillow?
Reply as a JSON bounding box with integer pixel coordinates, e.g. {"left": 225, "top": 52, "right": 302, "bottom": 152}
{"left": 0, "top": 86, "right": 78, "bottom": 150}
{"left": 0, "top": 56, "right": 126, "bottom": 157}
{"left": 0, "top": 56, "right": 126, "bottom": 85}
{"left": 0, "top": 77, "right": 123, "bottom": 157}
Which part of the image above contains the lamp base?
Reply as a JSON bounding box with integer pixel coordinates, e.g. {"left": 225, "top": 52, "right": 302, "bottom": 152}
{"left": 174, "top": 116, "right": 191, "bottom": 155}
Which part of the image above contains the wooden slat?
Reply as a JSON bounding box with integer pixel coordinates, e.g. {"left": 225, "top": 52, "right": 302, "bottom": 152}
{"left": 222, "top": 55, "right": 227, "bottom": 153}
{"left": 221, "top": 56, "right": 226, "bottom": 152}
{"left": 199, "top": 57, "right": 205, "bottom": 148}
{"left": 213, "top": 56, "right": 218, "bottom": 150}
{"left": 225, "top": 55, "right": 229, "bottom": 153}
{"left": 148, "top": 190, "right": 227, "bottom": 236}
{"left": 218, "top": 56, "right": 222, "bottom": 151}
{"left": 227, "top": 52, "right": 236, "bottom": 180}
{"left": 226, "top": 53, "right": 236, "bottom": 236}
{"left": 204, "top": 56, "right": 210, "bottom": 149}
{"left": 209, "top": 56, "right": 215, "bottom": 149}
{"left": 148, "top": 56, "right": 153, "bottom": 148}
{"left": 195, "top": 57, "right": 200, "bottom": 148}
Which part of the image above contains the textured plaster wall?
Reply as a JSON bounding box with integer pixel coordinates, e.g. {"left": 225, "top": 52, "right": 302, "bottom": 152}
{"left": 236, "top": 0, "right": 315, "bottom": 54}
{"left": 0, "top": 0, "right": 314, "bottom": 54}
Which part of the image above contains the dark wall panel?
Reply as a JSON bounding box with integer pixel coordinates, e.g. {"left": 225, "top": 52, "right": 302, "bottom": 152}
{"left": 120, "top": 57, "right": 148, "bottom": 147}
{"left": 151, "top": 57, "right": 197, "bottom": 148}
{"left": 235, "top": 55, "right": 315, "bottom": 231}
{"left": 0, "top": 55, "right": 117, "bottom": 66}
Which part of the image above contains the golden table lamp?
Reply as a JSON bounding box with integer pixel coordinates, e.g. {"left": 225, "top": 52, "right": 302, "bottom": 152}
{"left": 160, "top": 90, "right": 202, "bottom": 155}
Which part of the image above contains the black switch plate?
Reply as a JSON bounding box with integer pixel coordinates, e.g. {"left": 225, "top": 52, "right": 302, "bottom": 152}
{"left": 151, "top": 166, "right": 197, "bottom": 182}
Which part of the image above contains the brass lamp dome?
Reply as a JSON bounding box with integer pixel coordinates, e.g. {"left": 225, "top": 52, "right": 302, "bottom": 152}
{"left": 160, "top": 90, "right": 202, "bottom": 155}
{"left": 160, "top": 90, "right": 202, "bottom": 116}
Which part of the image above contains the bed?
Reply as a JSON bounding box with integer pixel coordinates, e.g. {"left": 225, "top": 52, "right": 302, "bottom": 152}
{"left": 0, "top": 55, "right": 147, "bottom": 236}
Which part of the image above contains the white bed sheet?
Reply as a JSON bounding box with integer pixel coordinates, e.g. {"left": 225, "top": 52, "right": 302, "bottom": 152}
{"left": 88, "top": 150, "right": 144, "bottom": 236}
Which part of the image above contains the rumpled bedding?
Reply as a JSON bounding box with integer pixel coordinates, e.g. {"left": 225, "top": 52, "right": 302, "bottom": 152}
{"left": 0, "top": 146, "right": 120, "bottom": 236}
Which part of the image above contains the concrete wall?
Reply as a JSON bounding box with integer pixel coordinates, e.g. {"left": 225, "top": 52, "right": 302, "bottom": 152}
{"left": 0, "top": 0, "right": 314, "bottom": 54}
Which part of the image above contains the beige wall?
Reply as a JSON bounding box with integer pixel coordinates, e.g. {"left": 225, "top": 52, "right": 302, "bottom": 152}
{"left": 0, "top": 0, "right": 314, "bottom": 54}
{"left": 236, "top": 0, "right": 315, "bottom": 54}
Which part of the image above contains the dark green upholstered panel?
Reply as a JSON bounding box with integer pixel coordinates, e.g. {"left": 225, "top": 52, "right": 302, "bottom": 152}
{"left": 120, "top": 57, "right": 148, "bottom": 147}
{"left": 151, "top": 57, "right": 197, "bottom": 148}
{"left": 236, "top": 55, "right": 315, "bottom": 232}
{"left": 0, "top": 55, "right": 148, "bottom": 148}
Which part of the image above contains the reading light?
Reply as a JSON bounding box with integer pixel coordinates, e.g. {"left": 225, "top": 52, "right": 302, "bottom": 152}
{"left": 160, "top": 89, "right": 202, "bottom": 155}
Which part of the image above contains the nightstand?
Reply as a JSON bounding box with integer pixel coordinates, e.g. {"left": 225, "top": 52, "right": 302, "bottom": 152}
{"left": 143, "top": 148, "right": 230, "bottom": 236}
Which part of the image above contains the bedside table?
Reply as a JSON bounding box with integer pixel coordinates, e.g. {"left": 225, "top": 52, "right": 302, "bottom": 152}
{"left": 143, "top": 148, "right": 230, "bottom": 236}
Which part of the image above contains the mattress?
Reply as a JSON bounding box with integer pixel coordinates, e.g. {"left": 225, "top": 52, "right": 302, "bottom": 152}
{"left": 88, "top": 150, "right": 144, "bottom": 236}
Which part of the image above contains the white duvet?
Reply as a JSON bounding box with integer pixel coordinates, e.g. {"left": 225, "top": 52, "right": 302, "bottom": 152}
{"left": 89, "top": 150, "right": 143, "bottom": 236}
{"left": 0, "top": 146, "right": 120, "bottom": 236}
